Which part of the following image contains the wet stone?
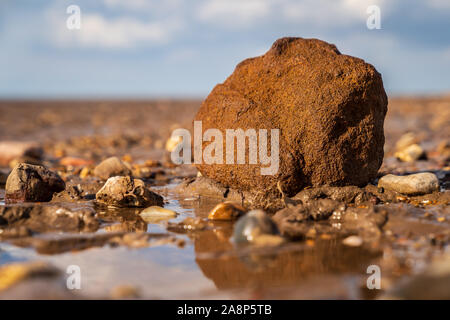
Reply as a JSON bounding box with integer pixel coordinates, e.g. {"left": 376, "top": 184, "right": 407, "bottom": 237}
{"left": 174, "top": 176, "right": 284, "bottom": 211}
{"left": 140, "top": 206, "right": 177, "bottom": 223}
{"left": 208, "top": 202, "right": 246, "bottom": 221}
{"left": 292, "top": 186, "right": 374, "bottom": 205}
{"left": 273, "top": 199, "right": 345, "bottom": 239}
{"left": 96, "top": 176, "right": 163, "bottom": 208}
{"left": 5, "top": 163, "right": 65, "bottom": 204}
{"left": 273, "top": 201, "right": 387, "bottom": 241}
{"left": 52, "top": 179, "right": 104, "bottom": 203}
{"left": 93, "top": 156, "right": 132, "bottom": 180}
{"left": 232, "top": 210, "right": 280, "bottom": 244}
{"left": 378, "top": 173, "right": 440, "bottom": 196}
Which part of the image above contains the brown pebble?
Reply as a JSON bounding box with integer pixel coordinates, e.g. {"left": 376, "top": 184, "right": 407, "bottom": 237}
{"left": 208, "top": 202, "right": 246, "bottom": 221}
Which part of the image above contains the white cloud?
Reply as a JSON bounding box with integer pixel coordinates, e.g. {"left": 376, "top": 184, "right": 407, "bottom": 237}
{"left": 197, "top": 0, "right": 272, "bottom": 27}
{"left": 52, "top": 13, "right": 181, "bottom": 48}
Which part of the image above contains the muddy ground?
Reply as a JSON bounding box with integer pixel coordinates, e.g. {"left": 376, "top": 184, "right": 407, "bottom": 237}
{"left": 0, "top": 97, "right": 449, "bottom": 299}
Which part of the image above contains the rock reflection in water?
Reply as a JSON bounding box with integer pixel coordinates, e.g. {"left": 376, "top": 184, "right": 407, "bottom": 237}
{"left": 98, "top": 207, "right": 148, "bottom": 233}
{"left": 193, "top": 222, "right": 381, "bottom": 292}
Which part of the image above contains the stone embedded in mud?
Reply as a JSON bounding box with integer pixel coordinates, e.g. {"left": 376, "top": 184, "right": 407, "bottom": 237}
{"left": 195, "top": 37, "right": 387, "bottom": 196}
{"left": 273, "top": 200, "right": 387, "bottom": 240}
{"left": 274, "top": 199, "right": 344, "bottom": 223}
{"left": 0, "top": 141, "right": 43, "bottom": 167}
{"left": 5, "top": 163, "right": 66, "bottom": 204}
{"left": 208, "top": 202, "right": 246, "bottom": 221}
{"left": 232, "top": 210, "right": 280, "bottom": 244}
{"left": 378, "top": 173, "right": 439, "bottom": 196}
{"left": 292, "top": 186, "right": 374, "bottom": 205}
{"left": 93, "top": 156, "right": 132, "bottom": 180}
{"left": 174, "top": 176, "right": 286, "bottom": 212}
{"left": 273, "top": 199, "right": 345, "bottom": 239}
{"left": 95, "top": 176, "right": 163, "bottom": 207}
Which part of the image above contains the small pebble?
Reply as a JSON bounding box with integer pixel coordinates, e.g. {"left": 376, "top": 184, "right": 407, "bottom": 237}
{"left": 232, "top": 210, "right": 280, "bottom": 244}
{"left": 79, "top": 167, "right": 92, "bottom": 179}
{"left": 394, "top": 144, "right": 425, "bottom": 162}
{"left": 378, "top": 172, "right": 439, "bottom": 196}
{"left": 342, "top": 235, "right": 363, "bottom": 247}
{"left": 165, "top": 135, "right": 183, "bottom": 152}
{"left": 93, "top": 156, "right": 132, "bottom": 180}
{"left": 140, "top": 206, "right": 177, "bottom": 223}
{"left": 208, "top": 202, "right": 246, "bottom": 221}
{"left": 395, "top": 132, "right": 417, "bottom": 151}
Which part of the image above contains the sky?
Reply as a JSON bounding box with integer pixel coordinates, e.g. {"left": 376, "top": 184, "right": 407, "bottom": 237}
{"left": 1, "top": 0, "right": 450, "bottom": 98}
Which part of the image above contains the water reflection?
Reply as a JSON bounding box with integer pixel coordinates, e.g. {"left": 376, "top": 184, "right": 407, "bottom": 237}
{"left": 193, "top": 225, "right": 381, "bottom": 291}
{"left": 173, "top": 195, "right": 382, "bottom": 296}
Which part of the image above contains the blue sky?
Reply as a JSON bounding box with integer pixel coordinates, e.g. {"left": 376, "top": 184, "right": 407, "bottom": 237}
{"left": 1, "top": 0, "right": 450, "bottom": 98}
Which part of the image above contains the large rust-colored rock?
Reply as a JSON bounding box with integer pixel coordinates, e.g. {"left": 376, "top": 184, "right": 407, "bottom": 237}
{"left": 195, "top": 37, "right": 387, "bottom": 196}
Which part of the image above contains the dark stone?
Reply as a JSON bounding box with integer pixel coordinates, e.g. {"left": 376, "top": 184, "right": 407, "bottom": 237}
{"left": 5, "top": 163, "right": 65, "bottom": 204}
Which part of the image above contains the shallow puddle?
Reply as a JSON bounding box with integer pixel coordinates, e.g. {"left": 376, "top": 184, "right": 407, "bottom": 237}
{"left": 0, "top": 182, "right": 389, "bottom": 299}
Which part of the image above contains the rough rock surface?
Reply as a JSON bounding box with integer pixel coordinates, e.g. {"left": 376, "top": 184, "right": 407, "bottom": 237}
{"left": 93, "top": 156, "right": 132, "bottom": 180}
{"left": 273, "top": 201, "right": 387, "bottom": 240}
{"left": 96, "top": 176, "right": 163, "bottom": 207}
{"left": 195, "top": 37, "right": 387, "bottom": 196}
{"left": 5, "top": 164, "right": 65, "bottom": 204}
